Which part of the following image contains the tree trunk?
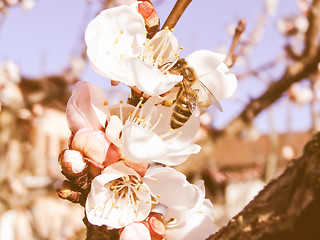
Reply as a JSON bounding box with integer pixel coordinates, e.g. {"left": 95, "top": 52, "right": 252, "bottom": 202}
{"left": 209, "top": 132, "right": 320, "bottom": 240}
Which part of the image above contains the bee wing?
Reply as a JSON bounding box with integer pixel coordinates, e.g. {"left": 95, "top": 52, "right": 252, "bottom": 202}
{"left": 196, "top": 79, "right": 223, "bottom": 112}
{"left": 181, "top": 79, "right": 200, "bottom": 117}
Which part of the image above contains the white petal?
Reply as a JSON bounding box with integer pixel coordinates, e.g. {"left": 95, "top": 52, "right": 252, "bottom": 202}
{"left": 122, "top": 57, "right": 182, "bottom": 96}
{"left": 105, "top": 115, "right": 123, "bottom": 147}
{"left": 165, "top": 199, "right": 215, "bottom": 240}
{"left": 86, "top": 162, "right": 152, "bottom": 228}
{"left": 155, "top": 144, "right": 201, "bottom": 166}
{"left": 165, "top": 114, "right": 200, "bottom": 150}
{"left": 85, "top": 5, "right": 146, "bottom": 84}
{"left": 143, "top": 167, "right": 202, "bottom": 221}
{"left": 149, "top": 30, "right": 179, "bottom": 63}
{"left": 186, "top": 50, "right": 237, "bottom": 100}
{"left": 121, "top": 122, "right": 168, "bottom": 163}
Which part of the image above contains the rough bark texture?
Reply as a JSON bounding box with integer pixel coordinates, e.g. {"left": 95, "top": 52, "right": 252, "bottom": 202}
{"left": 84, "top": 216, "right": 119, "bottom": 240}
{"left": 209, "top": 132, "right": 320, "bottom": 240}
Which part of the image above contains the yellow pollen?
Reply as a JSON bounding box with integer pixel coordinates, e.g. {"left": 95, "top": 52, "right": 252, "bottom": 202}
{"left": 120, "top": 29, "right": 124, "bottom": 34}
{"left": 124, "top": 175, "right": 130, "bottom": 181}
{"left": 91, "top": 206, "right": 95, "bottom": 209}
{"left": 171, "top": 28, "right": 175, "bottom": 32}
{"left": 145, "top": 190, "right": 149, "bottom": 193}
{"left": 169, "top": 128, "right": 173, "bottom": 132}
{"left": 116, "top": 206, "right": 119, "bottom": 209}
{"left": 140, "top": 103, "right": 144, "bottom": 107}
{"left": 146, "top": 201, "right": 150, "bottom": 204}
{"left": 114, "top": 37, "right": 119, "bottom": 44}
{"left": 157, "top": 195, "right": 161, "bottom": 198}
{"left": 144, "top": 31, "right": 148, "bottom": 35}
{"left": 131, "top": 45, "right": 135, "bottom": 49}
{"left": 139, "top": 97, "right": 144, "bottom": 101}
{"left": 175, "top": 54, "right": 179, "bottom": 59}
{"left": 153, "top": 178, "right": 157, "bottom": 183}
{"left": 180, "top": 46, "right": 184, "bottom": 50}
{"left": 159, "top": 113, "right": 163, "bottom": 117}
{"left": 129, "top": 113, "right": 132, "bottom": 116}
{"left": 179, "top": 131, "right": 182, "bottom": 135}
{"left": 134, "top": 210, "right": 137, "bottom": 213}
{"left": 164, "top": 26, "right": 169, "bottom": 33}
{"left": 112, "top": 202, "right": 115, "bottom": 206}
{"left": 120, "top": 54, "right": 125, "bottom": 58}
{"left": 120, "top": 100, "right": 123, "bottom": 104}
{"left": 103, "top": 100, "right": 108, "bottom": 105}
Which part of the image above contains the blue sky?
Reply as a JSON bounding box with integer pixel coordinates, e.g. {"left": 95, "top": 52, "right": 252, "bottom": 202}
{"left": 0, "top": 0, "right": 311, "bottom": 134}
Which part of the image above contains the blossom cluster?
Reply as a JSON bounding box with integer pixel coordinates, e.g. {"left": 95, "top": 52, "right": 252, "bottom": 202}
{"left": 56, "top": 1, "right": 237, "bottom": 239}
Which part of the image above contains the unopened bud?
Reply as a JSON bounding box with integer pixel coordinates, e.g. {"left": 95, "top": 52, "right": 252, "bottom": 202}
{"left": 137, "top": 1, "right": 160, "bottom": 38}
{"left": 148, "top": 212, "right": 166, "bottom": 238}
{"left": 54, "top": 180, "right": 81, "bottom": 203}
{"left": 59, "top": 149, "right": 86, "bottom": 176}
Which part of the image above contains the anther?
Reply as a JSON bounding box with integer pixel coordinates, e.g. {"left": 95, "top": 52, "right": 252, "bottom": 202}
{"left": 104, "top": 100, "right": 108, "bottom": 105}
{"left": 114, "top": 37, "right": 119, "bottom": 44}
{"left": 157, "top": 195, "right": 161, "bottom": 198}
{"left": 119, "top": 29, "right": 124, "bottom": 34}
{"left": 170, "top": 28, "right": 175, "bottom": 32}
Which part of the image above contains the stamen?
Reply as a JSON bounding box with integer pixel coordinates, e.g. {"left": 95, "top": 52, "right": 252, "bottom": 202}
{"left": 128, "top": 97, "right": 144, "bottom": 122}
{"left": 119, "top": 100, "right": 123, "bottom": 123}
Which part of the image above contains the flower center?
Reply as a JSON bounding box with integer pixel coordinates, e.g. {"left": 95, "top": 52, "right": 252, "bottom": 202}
{"left": 139, "top": 27, "right": 182, "bottom": 74}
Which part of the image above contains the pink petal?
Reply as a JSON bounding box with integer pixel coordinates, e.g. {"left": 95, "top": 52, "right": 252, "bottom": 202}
{"left": 66, "top": 81, "right": 109, "bottom": 133}
{"left": 120, "top": 222, "right": 151, "bottom": 240}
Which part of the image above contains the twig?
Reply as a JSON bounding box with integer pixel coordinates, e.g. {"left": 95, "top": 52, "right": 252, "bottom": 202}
{"left": 161, "top": 0, "right": 192, "bottom": 30}
{"left": 224, "top": 18, "right": 246, "bottom": 68}
{"left": 211, "top": 0, "right": 320, "bottom": 140}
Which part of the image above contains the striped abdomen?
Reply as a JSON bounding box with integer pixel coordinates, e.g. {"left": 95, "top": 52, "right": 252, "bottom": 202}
{"left": 170, "top": 91, "right": 193, "bottom": 129}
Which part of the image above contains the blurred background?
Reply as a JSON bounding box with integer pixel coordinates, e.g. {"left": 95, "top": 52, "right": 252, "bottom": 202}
{"left": 0, "top": 0, "right": 319, "bottom": 239}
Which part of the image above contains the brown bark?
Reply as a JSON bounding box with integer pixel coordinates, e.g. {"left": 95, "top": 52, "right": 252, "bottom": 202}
{"left": 209, "top": 132, "right": 320, "bottom": 240}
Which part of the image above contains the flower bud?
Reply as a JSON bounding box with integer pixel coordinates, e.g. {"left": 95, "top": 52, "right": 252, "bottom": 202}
{"left": 137, "top": 1, "right": 159, "bottom": 38}
{"left": 54, "top": 180, "right": 81, "bottom": 203}
{"left": 59, "top": 149, "right": 86, "bottom": 176}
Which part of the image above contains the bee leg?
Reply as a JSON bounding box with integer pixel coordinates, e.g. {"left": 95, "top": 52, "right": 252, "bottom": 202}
{"left": 156, "top": 99, "right": 176, "bottom": 107}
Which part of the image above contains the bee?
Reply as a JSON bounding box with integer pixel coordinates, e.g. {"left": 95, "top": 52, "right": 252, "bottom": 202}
{"left": 166, "top": 58, "right": 223, "bottom": 129}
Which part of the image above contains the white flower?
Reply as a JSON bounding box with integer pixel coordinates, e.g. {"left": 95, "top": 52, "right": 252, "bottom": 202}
{"left": 143, "top": 168, "right": 215, "bottom": 240}
{"left": 185, "top": 50, "right": 237, "bottom": 103}
{"left": 86, "top": 161, "right": 152, "bottom": 228}
{"left": 68, "top": 81, "right": 200, "bottom": 167}
{"left": 86, "top": 162, "right": 204, "bottom": 229}
{"left": 85, "top": 4, "right": 182, "bottom": 96}
{"left": 119, "top": 96, "right": 201, "bottom": 166}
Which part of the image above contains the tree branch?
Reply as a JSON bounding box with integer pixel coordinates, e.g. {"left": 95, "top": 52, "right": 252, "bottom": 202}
{"left": 161, "top": 0, "right": 192, "bottom": 30}
{"left": 212, "top": 0, "right": 320, "bottom": 140}
{"left": 209, "top": 132, "right": 320, "bottom": 239}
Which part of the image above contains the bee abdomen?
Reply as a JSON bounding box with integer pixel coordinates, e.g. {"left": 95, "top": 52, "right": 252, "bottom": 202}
{"left": 170, "top": 101, "right": 192, "bottom": 129}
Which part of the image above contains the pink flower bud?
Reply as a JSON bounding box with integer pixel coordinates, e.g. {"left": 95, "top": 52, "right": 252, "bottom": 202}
{"left": 137, "top": 1, "right": 159, "bottom": 38}
{"left": 59, "top": 149, "right": 86, "bottom": 176}
{"left": 148, "top": 213, "right": 166, "bottom": 240}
